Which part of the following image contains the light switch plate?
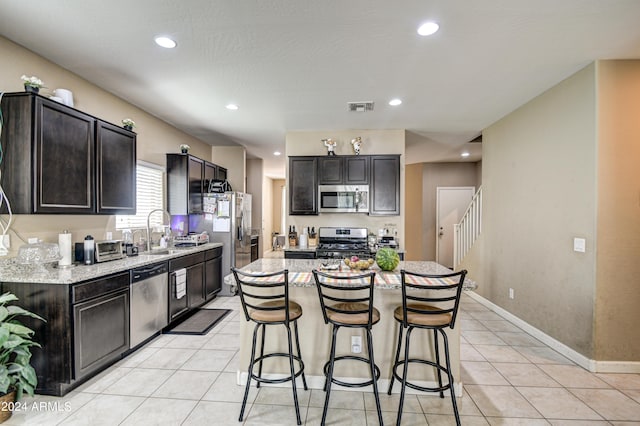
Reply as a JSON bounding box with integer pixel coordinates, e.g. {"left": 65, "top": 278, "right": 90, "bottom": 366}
{"left": 573, "top": 238, "right": 586, "bottom": 253}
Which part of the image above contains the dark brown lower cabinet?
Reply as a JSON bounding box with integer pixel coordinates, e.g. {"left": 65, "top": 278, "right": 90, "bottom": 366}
{"left": 205, "top": 247, "right": 223, "bottom": 300}
{"left": 250, "top": 236, "right": 259, "bottom": 262}
{"left": 73, "top": 288, "right": 129, "bottom": 379}
{"left": 187, "top": 263, "right": 205, "bottom": 308}
{"left": 1, "top": 271, "right": 130, "bottom": 396}
{"left": 284, "top": 250, "right": 316, "bottom": 259}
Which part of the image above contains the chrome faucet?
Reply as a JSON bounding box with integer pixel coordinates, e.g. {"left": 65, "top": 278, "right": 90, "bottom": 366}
{"left": 146, "top": 209, "right": 171, "bottom": 252}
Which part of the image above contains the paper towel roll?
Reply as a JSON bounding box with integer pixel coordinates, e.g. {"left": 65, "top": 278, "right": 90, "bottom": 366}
{"left": 298, "top": 233, "right": 308, "bottom": 249}
{"left": 58, "top": 232, "right": 72, "bottom": 266}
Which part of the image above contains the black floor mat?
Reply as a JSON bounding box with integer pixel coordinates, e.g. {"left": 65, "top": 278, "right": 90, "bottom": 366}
{"left": 164, "top": 308, "right": 231, "bottom": 335}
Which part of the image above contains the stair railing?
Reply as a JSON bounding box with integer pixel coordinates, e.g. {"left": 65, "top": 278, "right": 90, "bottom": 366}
{"left": 453, "top": 186, "right": 482, "bottom": 268}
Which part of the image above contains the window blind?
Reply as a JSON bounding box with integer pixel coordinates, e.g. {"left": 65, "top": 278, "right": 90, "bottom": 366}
{"left": 116, "top": 163, "right": 164, "bottom": 230}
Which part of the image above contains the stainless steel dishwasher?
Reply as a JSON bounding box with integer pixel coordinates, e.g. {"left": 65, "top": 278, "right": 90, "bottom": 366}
{"left": 130, "top": 262, "right": 169, "bottom": 348}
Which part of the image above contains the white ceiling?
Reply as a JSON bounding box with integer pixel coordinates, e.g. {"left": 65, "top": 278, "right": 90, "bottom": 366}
{"left": 2, "top": 0, "right": 640, "bottom": 178}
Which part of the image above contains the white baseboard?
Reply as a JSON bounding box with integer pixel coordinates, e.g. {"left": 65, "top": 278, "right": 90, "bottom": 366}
{"left": 465, "top": 291, "right": 640, "bottom": 373}
{"left": 237, "top": 371, "right": 463, "bottom": 396}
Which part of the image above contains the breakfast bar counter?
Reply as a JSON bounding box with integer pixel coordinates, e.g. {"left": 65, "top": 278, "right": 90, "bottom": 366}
{"left": 231, "top": 259, "right": 475, "bottom": 395}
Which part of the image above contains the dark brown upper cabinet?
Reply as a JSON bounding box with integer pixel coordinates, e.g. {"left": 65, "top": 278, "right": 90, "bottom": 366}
{"left": 289, "top": 156, "right": 318, "bottom": 215}
{"left": 318, "top": 157, "right": 343, "bottom": 184}
{"left": 369, "top": 155, "right": 400, "bottom": 216}
{"left": 318, "top": 156, "right": 369, "bottom": 185}
{"left": 0, "top": 92, "right": 136, "bottom": 214}
{"left": 166, "top": 154, "right": 204, "bottom": 215}
{"left": 204, "top": 161, "right": 217, "bottom": 193}
{"left": 96, "top": 121, "right": 137, "bottom": 214}
{"left": 167, "top": 154, "right": 228, "bottom": 214}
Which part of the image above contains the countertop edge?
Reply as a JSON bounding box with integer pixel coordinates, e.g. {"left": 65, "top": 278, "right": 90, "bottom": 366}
{"left": 0, "top": 243, "right": 223, "bottom": 285}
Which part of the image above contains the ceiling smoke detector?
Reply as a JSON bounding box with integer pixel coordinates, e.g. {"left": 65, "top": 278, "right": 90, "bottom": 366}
{"left": 348, "top": 101, "right": 374, "bottom": 112}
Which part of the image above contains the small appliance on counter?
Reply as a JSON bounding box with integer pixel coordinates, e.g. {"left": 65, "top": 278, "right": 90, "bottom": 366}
{"left": 174, "top": 232, "right": 210, "bottom": 247}
{"left": 95, "top": 240, "right": 124, "bottom": 263}
{"left": 377, "top": 235, "right": 398, "bottom": 249}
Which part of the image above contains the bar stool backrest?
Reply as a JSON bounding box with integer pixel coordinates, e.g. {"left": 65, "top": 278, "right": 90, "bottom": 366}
{"left": 231, "top": 268, "right": 291, "bottom": 324}
{"left": 312, "top": 270, "right": 376, "bottom": 328}
{"left": 399, "top": 269, "right": 467, "bottom": 329}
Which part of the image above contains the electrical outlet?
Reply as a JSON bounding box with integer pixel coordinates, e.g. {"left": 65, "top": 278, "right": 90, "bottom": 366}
{"left": 1, "top": 235, "right": 9, "bottom": 249}
{"left": 351, "top": 336, "right": 362, "bottom": 354}
{"left": 28, "top": 237, "right": 39, "bottom": 244}
{"left": 509, "top": 288, "right": 515, "bottom": 299}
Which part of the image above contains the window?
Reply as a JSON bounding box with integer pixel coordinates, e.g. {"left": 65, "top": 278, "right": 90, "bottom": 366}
{"left": 116, "top": 162, "right": 164, "bottom": 230}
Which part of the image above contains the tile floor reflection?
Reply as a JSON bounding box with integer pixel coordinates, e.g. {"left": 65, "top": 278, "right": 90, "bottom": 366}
{"left": 6, "top": 292, "right": 640, "bottom": 425}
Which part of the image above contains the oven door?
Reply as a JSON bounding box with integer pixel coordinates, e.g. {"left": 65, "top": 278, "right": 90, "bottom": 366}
{"left": 318, "top": 185, "right": 368, "bottom": 213}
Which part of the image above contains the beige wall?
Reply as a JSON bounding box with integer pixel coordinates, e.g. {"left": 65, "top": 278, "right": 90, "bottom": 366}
{"left": 0, "top": 36, "right": 217, "bottom": 255}
{"left": 261, "top": 175, "right": 274, "bottom": 256}
{"left": 594, "top": 61, "right": 640, "bottom": 361}
{"left": 480, "top": 63, "right": 598, "bottom": 357}
{"left": 285, "top": 130, "right": 405, "bottom": 247}
{"left": 272, "top": 179, "right": 286, "bottom": 235}
{"left": 421, "top": 163, "right": 479, "bottom": 261}
{"left": 246, "top": 158, "right": 263, "bottom": 246}
{"left": 404, "top": 164, "right": 423, "bottom": 260}
{"left": 211, "top": 146, "right": 246, "bottom": 193}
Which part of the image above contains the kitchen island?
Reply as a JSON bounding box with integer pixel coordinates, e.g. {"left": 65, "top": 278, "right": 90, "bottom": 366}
{"left": 230, "top": 259, "right": 475, "bottom": 395}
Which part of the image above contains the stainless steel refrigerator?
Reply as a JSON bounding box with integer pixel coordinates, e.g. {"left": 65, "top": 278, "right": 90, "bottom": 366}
{"left": 191, "top": 192, "right": 252, "bottom": 296}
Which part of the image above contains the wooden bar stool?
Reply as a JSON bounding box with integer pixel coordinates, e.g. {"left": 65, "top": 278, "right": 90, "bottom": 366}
{"left": 387, "top": 269, "right": 467, "bottom": 426}
{"left": 232, "top": 268, "right": 308, "bottom": 425}
{"left": 312, "top": 269, "right": 384, "bottom": 426}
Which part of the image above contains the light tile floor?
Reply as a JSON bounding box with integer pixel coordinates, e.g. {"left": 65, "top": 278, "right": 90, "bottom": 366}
{"left": 7, "top": 294, "right": 640, "bottom": 425}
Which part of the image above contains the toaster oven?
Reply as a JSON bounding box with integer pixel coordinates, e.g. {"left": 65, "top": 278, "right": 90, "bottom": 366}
{"left": 95, "top": 240, "right": 124, "bottom": 263}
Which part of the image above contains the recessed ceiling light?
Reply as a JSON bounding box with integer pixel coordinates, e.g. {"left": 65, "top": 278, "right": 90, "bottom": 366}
{"left": 461, "top": 152, "right": 470, "bottom": 158}
{"left": 274, "top": 151, "right": 281, "bottom": 156}
{"left": 226, "top": 104, "right": 239, "bottom": 110}
{"left": 388, "top": 99, "right": 402, "bottom": 106}
{"left": 154, "top": 36, "right": 177, "bottom": 48}
{"left": 417, "top": 22, "right": 439, "bottom": 36}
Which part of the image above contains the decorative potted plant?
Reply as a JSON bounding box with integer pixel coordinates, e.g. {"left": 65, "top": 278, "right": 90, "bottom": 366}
{"left": 180, "top": 144, "right": 190, "bottom": 154}
{"left": 20, "top": 75, "right": 44, "bottom": 94}
{"left": 121, "top": 118, "right": 136, "bottom": 131}
{"left": 0, "top": 292, "right": 45, "bottom": 422}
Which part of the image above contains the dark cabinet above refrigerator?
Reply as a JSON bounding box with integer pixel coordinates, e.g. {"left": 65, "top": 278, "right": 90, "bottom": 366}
{"left": 167, "top": 153, "right": 228, "bottom": 215}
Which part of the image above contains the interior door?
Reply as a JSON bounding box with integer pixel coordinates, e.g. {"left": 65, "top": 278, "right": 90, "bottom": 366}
{"left": 436, "top": 187, "right": 475, "bottom": 268}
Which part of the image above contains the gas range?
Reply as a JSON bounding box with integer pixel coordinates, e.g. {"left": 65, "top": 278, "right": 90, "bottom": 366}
{"left": 316, "top": 227, "right": 371, "bottom": 259}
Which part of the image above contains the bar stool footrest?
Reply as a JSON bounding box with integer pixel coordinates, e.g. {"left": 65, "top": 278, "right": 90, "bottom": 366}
{"left": 323, "top": 355, "right": 381, "bottom": 388}
{"left": 251, "top": 352, "right": 305, "bottom": 384}
{"left": 391, "top": 358, "right": 452, "bottom": 393}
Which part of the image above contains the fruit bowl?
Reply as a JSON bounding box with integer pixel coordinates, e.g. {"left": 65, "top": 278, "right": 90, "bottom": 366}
{"left": 343, "top": 256, "right": 375, "bottom": 271}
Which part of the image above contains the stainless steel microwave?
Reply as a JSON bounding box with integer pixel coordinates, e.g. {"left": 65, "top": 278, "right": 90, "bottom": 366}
{"left": 318, "top": 185, "right": 369, "bottom": 213}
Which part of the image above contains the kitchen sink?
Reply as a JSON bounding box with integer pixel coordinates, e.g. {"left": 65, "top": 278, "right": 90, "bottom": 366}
{"left": 146, "top": 248, "right": 188, "bottom": 255}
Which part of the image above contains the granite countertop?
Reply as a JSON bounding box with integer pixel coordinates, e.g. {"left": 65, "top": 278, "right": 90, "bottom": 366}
{"left": 224, "top": 258, "right": 476, "bottom": 291}
{"left": 283, "top": 245, "right": 318, "bottom": 252}
{"left": 284, "top": 246, "right": 406, "bottom": 254}
{"left": 0, "top": 243, "right": 223, "bottom": 285}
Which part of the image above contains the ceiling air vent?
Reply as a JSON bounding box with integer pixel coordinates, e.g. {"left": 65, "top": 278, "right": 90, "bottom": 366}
{"left": 348, "top": 101, "right": 374, "bottom": 112}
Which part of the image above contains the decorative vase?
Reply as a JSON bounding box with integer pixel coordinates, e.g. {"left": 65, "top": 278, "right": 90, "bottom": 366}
{"left": 0, "top": 390, "right": 16, "bottom": 422}
{"left": 24, "top": 85, "right": 39, "bottom": 94}
{"left": 124, "top": 125, "right": 133, "bottom": 131}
